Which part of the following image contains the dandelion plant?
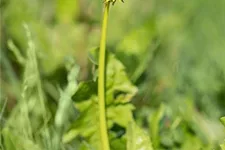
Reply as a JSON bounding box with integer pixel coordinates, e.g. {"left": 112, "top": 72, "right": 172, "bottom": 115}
{"left": 98, "top": 0, "right": 124, "bottom": 149}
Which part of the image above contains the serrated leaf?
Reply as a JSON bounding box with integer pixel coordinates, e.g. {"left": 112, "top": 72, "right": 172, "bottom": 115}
{"left": 63, "top": 97, "right": 99, "bottom": 147}
{"left": 72, "top": 81, "right": 97, "bottom": 102}
{"left": 107, "top": 104, "right": 135, "bottom": 127}
{"left": 76, "top": 51, "right": 137, "bottom": 104}
{"left": 127, "top": 120, "right": 153, "bottom": 150}
{"left": 64, "top": 97, "right": 136, "bottom": 146}
{"left": 106, "top": 53, "right": 138, "bottom": 104}
{"left": 66, "top": 51, "right": 137, "bottom": 148}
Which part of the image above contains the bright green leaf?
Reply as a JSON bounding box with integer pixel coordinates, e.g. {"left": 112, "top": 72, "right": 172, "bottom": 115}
{"left": 106, "top": 53, "right": 138, "bottom": 104}
{"left": 107, "top": 104, "right": 135, "bottom": 127}
{"left": 220, "top": 117, "right": 225, "bottom": 127}
{"left": 127, "top": 120, "right": 153, "bottom": 150}
{"left": 72, "top": 81, "right": 97, "bottom": 102}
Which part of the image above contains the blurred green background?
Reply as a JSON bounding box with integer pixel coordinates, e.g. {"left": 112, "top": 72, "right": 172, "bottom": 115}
{"left": 0, "top": 0, "right": 225, "bottom": 149}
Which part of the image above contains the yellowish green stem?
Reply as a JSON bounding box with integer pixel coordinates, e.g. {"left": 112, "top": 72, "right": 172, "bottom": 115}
{"left": 98, "top": 2, "right": 110, "bottom": 150}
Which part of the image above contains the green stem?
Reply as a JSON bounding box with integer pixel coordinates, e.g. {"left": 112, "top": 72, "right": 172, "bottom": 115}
{"left": 98, "top": 2, "right": 110, "bottom": 150}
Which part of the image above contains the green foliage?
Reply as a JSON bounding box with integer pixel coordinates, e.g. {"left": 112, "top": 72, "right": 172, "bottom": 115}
{"left": 127, "top": 120, "right": 153, "bottom": 150}
{"left": 1, "top": 0, "right": 225, "bottom": 150}
{"left": 2, "top": 25, "right": 47, "bottom": 150}
{"left": 63, "top": 52, "right": 137, "bottom": 149}
{"left": 148, "top": 103, "right": 165, "bottom": 148}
